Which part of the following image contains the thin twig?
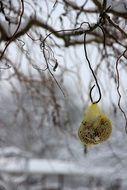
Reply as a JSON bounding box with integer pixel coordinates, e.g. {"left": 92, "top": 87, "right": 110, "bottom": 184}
{"left": 0, "top": 0, "right": 24, "bottom": 61}
{"left": 42, "top": 42, "right": 66, "bottom": 97}
{"left": 116, "top": 49, "right": 127, "bottom": 133}
{"left": 106, "top": 14, "right": 127, "bottom": 38}
{"left": 84, "top": 33, "right": 101, "bottom": 104}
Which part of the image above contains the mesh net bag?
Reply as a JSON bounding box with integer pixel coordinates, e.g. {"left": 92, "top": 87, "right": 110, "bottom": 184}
{"left": 78, "top": 104, "right": 112, "bottom": 145}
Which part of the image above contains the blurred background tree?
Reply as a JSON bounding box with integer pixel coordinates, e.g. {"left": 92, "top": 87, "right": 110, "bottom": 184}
{"left": 0, "top": 0, "right": 127, "bottom": 190}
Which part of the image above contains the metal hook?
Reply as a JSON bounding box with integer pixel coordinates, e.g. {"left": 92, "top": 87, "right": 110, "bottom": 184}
{"left": 84, "top": 33, "right": 102, "bottom": 104}
{"left": 89, "top": 84, "right": 101, "bottom": 104}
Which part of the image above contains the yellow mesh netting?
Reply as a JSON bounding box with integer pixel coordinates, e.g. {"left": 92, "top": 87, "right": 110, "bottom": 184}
{"left": 78, "top": 104, "right": 112, "bottom": 146}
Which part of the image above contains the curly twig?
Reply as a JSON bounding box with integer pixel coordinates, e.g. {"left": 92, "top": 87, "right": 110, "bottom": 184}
{"left": 42, "top": 41, "right": 66, "bottom": 97}
{"left": 84, "top": 33, "right": 102, "bottom": 104}
{"left": 116, "top": 49, "right": 127, "bottom": 133}
{"left": 0, "top": 0, "right": 24, "bottom": 61}
{"left": 40, "top": 23, "right": 92, "bottom": 97}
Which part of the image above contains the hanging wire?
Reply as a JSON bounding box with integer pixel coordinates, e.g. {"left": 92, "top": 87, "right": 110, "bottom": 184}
{"left": 84, "top": 33, "right": 102, "bottom": 104}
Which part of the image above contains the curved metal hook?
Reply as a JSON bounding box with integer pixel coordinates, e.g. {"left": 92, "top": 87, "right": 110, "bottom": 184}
{"left": 84, "top": 33, "right": 102, "bottom": 104}
{"left": 89, "top": 85, "right": 101, "bottom": 104}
